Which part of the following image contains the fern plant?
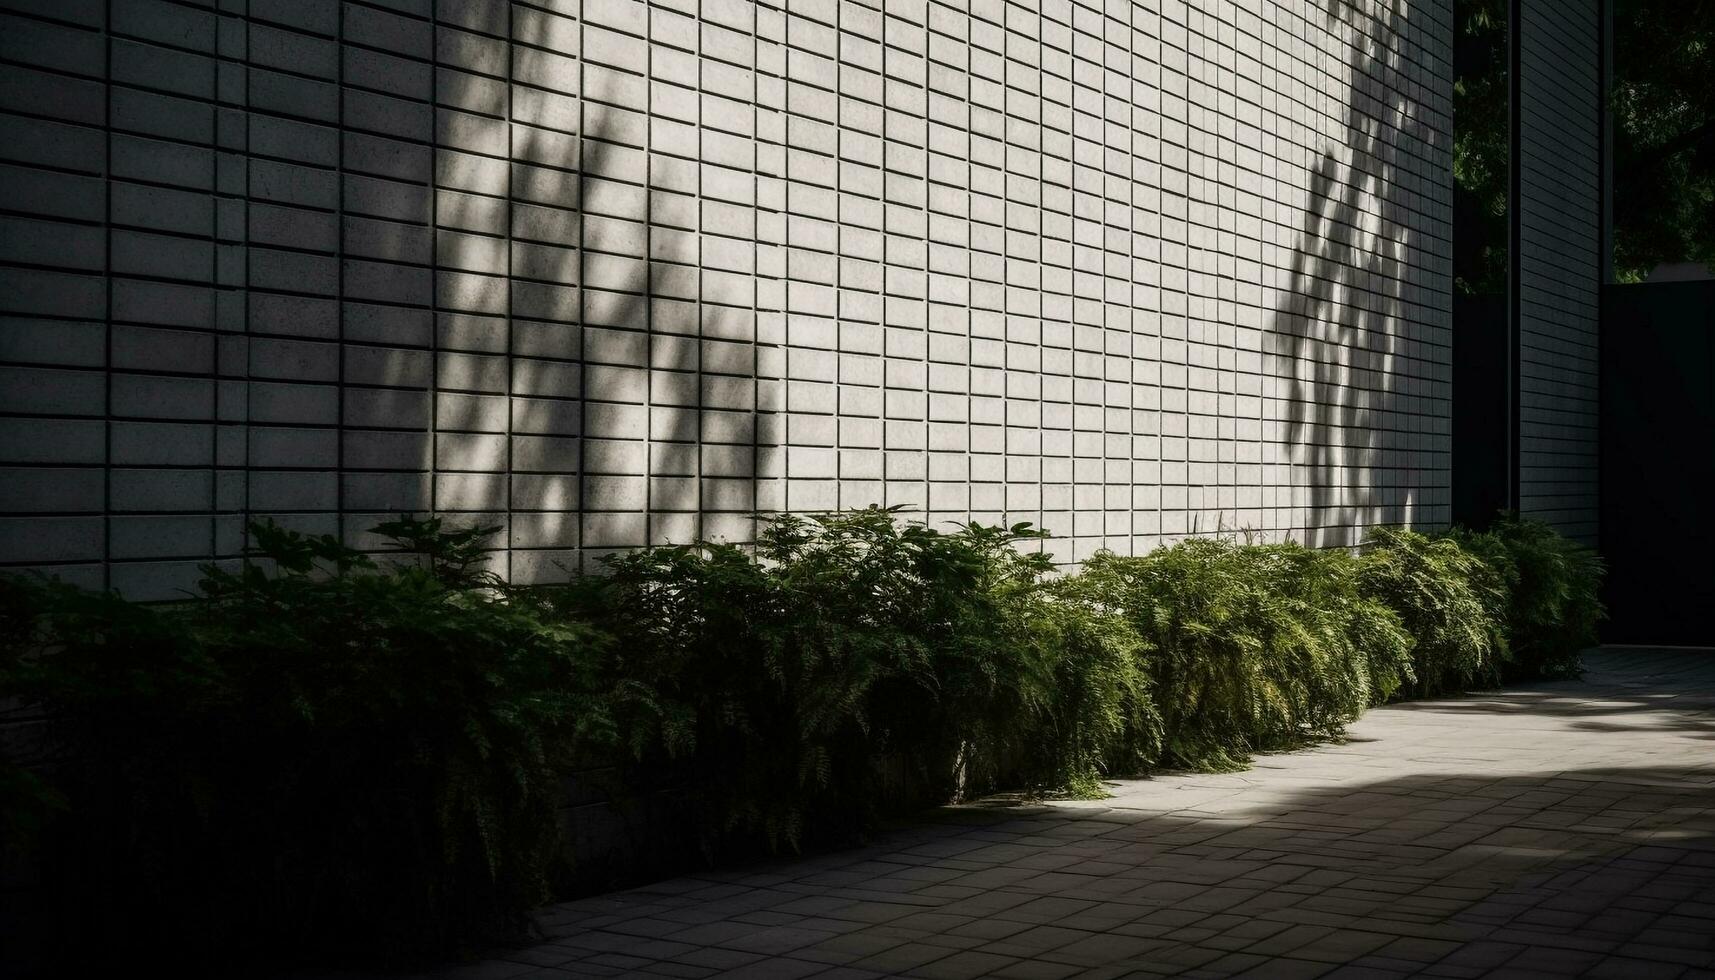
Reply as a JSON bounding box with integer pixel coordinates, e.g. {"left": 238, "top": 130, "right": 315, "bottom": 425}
{"left": 2, "top": 519, "right": 623, "bottom": 968}
{"left": 1451, "top": 515, "right": 1604, "bottom": 679}
{"left": 1019, "top": 575, "right": 1162, "bottom": 796}
{"left": 557, "top": 507, "right": 1180, "bottom": 848}
{"left": 1080, "top": 538, "right": 1394, "bottom": 771}
{"left": 1357, "top": 526, "right": 1510, "bottom": 695}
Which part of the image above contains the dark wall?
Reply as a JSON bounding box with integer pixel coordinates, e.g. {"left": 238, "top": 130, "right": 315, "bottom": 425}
{"left": 1452, "top": 294, "right": 1509, "bottom": 528}
{"left": 1599, "top": 281, "right": 1715, "bottom": 645}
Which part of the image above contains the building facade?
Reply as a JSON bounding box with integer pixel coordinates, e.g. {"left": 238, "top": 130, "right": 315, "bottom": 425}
{"left": 1515, "top": 0, "right": 1602, "bottom": 545}
{"left": 2, "top": 0, "right": 1565, "bottom": 599}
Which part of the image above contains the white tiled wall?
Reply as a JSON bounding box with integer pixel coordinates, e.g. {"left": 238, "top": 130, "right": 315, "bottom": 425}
{"left": 0, "top": 0, "right": 1453, "bottom": 596}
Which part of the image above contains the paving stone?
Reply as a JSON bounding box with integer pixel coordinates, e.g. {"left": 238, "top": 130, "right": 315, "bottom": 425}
{"left": 708, "top": 957, "right": 823, "bottom": 979}
{"left": 1584, "top": 955, "right": 1688, "bottom": 978}
{"left": 906, "top": 949, "right": 1021, "bottom": 980}
{"left": 844, "top": 940, "right": 954, "bottom": 974}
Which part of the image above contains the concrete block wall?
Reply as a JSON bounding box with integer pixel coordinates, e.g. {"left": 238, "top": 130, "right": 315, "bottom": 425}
{"left": 0, "top": 0, "right": 1452, "bottom": 597}
{"left": 1517, "top": 0, "right": 1600, "bottom": 545}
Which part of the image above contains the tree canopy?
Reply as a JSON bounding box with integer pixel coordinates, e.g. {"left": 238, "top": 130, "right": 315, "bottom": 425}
{"left": 1454, "top": 0, "right": 1713, "bottom": 289}
{"left": 1612, "top": 0, "right": 1715, "bottom": 280}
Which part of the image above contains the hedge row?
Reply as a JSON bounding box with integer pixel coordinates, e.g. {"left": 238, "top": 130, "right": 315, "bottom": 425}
{"left": 0, "top": 509, "right": 1602, "bottom": 970}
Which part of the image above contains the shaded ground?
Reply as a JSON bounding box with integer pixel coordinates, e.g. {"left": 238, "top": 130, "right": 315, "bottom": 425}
{"left": 430, "top": 650, "right": 1715, "bottom": 979}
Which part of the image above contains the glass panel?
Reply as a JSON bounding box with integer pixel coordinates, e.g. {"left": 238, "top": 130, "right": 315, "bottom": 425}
{"left": 1454, "top": 0, "right": 1510, "bottom": 298}
{"left": 1611, "top": 0, "right": 1715, "bottom": 282}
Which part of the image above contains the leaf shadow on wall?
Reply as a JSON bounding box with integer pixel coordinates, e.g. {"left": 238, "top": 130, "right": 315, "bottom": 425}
{"left": 1270, "top": 0, "right": 1442, "bottom": 548}
{"left": 425, "top": 35, "right": 762, "bottom": 580}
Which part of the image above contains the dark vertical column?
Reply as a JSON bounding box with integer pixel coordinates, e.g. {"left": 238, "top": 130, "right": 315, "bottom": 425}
{"left": 1507, "top": 0, "right": 1523, "bottom": 516}
{"left": 1598, "top": 0, "right": 1612, "bottom": 286}
{"left": 1513, "top": 0, "right": 1604, "bottom": 543}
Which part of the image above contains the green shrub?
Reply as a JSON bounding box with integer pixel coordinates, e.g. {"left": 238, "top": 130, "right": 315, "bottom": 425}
{"left": 902, "top": 519, "right": 1160, "bottom": 801}
{"left": 1263, "top": 545, "right": 1417, "bottom": 713}
{"left": 556, "top": 508, "right": 1147, "bottom": 849}
{"left": 1, "top": 519, "right": 621, "bottom": 967}
{"left": 1356, "top": 526, "right": 1510, "bottom": 695}
{"left": 1020, "top": 576, "right": 1162, "bottom": 796}
{"left": 1452, "top": 516, "right": 1605, "bottom": 679}
{"left": 1080, "top": 538, "right": 1409, "bottom": 771}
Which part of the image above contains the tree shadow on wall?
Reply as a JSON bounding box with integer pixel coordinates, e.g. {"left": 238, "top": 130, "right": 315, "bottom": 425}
{"left": 1271, "top": 0, "right": 1444, "bottom": 547}
{"left": 427, "top": 17, "right": 762, "bottom": 579}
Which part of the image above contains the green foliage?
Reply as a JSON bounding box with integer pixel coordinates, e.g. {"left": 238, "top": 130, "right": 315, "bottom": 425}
{"left": 556, "top": 507, "right": 1152, "bottom": 851}
{"left": 1080, "top": 539, "right": 1412, "bottom": 771}
{"left": 1010, "top": 575, "right": 1162, "bottom": 798}
{"left": 1356, "top": 526, "right": 1510, "bottom": 696}
{"left": 1453, "top": 0, "right": 1511, "bottom": 295}
{"left": 1452, "top": 516, "right": 1605, "bottom": 679}
{"left": 1612, "top": 0, "right": 1715, "bottom": 280}
{"left": 1457, "top": 0, "right": 1715, "bottom": 281}
{"left": 1268, "top": 545, "right": 1418, "bottom": 714}
{"left": 1, "top": 519, "right": 619, "bottom": 968}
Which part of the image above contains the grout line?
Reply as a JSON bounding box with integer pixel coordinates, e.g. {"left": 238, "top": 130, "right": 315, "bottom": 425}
{"left": 505, "top": 1, "right": 515, "bottom": 580}
{"left": 101, "top": 0, "right": 113, "bottom": 592}
{"left": 335, "top": 0, "right": 346, "bottom": 556}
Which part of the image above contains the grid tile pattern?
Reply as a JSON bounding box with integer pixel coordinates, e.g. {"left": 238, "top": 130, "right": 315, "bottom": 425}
{"left": 0, "top": 0, "right": 1452, "bottom": 595}
{"left": 1517, "top": 0, "right": 1601, "bottom": 545}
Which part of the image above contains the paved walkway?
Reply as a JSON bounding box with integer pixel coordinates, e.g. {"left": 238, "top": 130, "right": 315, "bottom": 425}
{"left": 437, "top": 649, "right": 1715, "bottom": 979}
